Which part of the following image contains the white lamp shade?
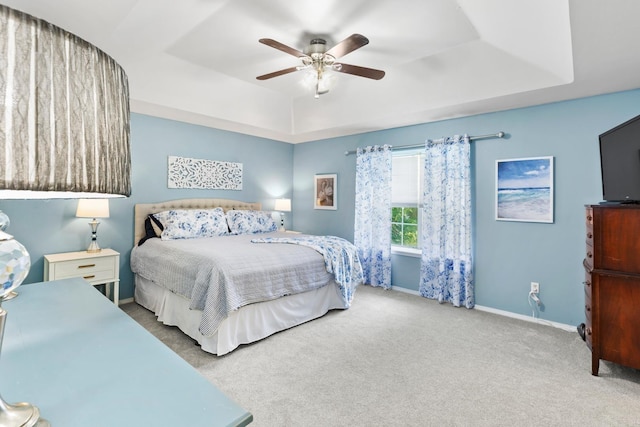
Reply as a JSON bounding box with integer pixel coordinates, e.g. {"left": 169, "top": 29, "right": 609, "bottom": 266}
{"left": 274, "top": 199, "right": 291, "bottom": 212}
{"left": 76, "top": 199, "right": 110, "bottom": 218}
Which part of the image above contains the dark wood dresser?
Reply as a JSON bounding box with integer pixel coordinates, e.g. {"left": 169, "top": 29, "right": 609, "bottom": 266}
{"left": 584, "top": 204, "right": 640, "bottom": 375}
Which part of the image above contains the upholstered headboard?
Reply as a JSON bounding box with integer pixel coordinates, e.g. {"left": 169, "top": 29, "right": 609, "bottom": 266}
{"left": 133, "top": 198, "right": 261, "bottom": 246}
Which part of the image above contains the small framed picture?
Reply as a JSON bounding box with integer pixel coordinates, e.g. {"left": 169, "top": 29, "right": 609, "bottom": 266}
{"left": 314, "top": 174, "right": 337, "bottom": 210}
{"left": 496, "top": 156, "right": 554, "bottom": 223}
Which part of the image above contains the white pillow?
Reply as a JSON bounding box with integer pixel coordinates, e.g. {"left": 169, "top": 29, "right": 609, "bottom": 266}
{"left": 226, "top": 210, "right": 277, "bottom": 235}
{"left": 153, "top": 208, "right": 229, "bottom": 240}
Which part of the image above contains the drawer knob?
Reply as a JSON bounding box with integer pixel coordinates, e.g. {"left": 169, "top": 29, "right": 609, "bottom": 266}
{"left": 583, "top": 280, "right": 591, "bottom": 287}
{"left": 586, "top": 215, "right": 592, "bottom": 221}
{"left": 586, "top": 328, "right": 592, "bottom": 336}
{"left": 587, "top": 252, "right": 592, "bottom": 259}
{"left": 586, "top": 232, "right": 593, "bottom": 239}
{"left": 78, "top": 264, "right": 96, "bottom": 269}
{"left": 83, "top": 275, "right": 96, "bottom": 280}
{"left": 585, "top": 305, "right": 591, "bottom": 312}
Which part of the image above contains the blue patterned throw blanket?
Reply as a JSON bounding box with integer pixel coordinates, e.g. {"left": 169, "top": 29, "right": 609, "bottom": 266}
{"left": 251, "top": 235, "right": 364, "bottom": 306}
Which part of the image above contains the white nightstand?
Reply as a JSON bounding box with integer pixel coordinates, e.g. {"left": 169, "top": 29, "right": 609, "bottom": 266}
{"left": 44, "top": 248, "right": 120, "bottom": 306}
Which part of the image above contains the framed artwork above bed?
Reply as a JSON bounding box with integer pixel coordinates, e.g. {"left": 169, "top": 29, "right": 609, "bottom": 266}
{"left": 314, "top": 174, "right": 337, "bottom": 210}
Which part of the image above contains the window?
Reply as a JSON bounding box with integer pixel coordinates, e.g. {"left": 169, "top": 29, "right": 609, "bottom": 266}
{"left": 391, "top": 151, "right": 423, "bottom": 252}
{"left": 392, "top": 206, "right": 418, "bottom": 247}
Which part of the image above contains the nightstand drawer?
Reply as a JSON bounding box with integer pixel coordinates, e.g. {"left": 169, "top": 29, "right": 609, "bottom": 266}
{"left": 57, "top": 266, "right": 115, "bottom": 285}
{"left": 51, "top": 257, "right": 115, "bottom": 279}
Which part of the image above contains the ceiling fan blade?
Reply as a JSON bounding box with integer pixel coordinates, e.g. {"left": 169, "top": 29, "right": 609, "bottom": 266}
{"left": 259, "top": 38, "right": 306, "bottom": 58}
{"left": 334, "top": 63, "right": 385, "bottom": 80}
{"left": 256, "top": 66, "right": 300, "bottom": 80}
{"left": 325, "top": 34, "right": 369, "bottom": 59}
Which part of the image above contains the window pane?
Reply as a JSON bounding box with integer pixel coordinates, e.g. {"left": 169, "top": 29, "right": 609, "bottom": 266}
{"left": 391, "top": 207, "right": 403, "bottom": 223}
{"left": 403, "top": 225, "right": 418, "bottom": 247}
{"left": 392, "top": 223, "right": 403, "bottom": 245}
{"left": 404, "top": 207, "right": 418, "bottom": 224}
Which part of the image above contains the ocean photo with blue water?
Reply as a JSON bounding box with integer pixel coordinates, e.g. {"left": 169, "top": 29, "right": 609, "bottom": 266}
{"left": 496, "top": 157, "right": 553, "bottom": 222}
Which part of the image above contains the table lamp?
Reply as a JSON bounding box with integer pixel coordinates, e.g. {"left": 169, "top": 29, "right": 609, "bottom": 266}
{"left": 274, "top": 198, "right": 291, "bottom": 231}
{"left": 76, "top": 199, "right": 110, "bottom": 253}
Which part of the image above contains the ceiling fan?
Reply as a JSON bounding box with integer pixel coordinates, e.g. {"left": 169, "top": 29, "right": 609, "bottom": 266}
{"left": 256, "top": 34, "right": 385, "bottom": 98}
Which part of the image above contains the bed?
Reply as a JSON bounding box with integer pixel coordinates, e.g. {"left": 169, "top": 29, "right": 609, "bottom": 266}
{"left": 130, "top": 198, "right": 362, "bottom": 356}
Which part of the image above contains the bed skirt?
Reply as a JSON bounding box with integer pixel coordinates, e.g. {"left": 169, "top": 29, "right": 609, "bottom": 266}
{"left": 134, "top": 275, "right": 347, "bottom": 355}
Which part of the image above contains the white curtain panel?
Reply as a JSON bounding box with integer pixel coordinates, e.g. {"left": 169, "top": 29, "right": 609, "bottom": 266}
{"left": 419, "top": 135, "right": 474, "bottom": 308}
{"left": 354, "top": 145, "right": 392, "bottom": 289}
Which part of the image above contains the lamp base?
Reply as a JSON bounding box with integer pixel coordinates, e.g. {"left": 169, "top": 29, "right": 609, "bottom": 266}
{"left": 0, "top": 401, "right": 50, "bottom": 427}
{"left": 86, "top": 240, "right": 101, "bottom": 253}
{"left": 0, "top": 291, "right": 17, "bottom": 301}
{"left": 0, "top": 310, "right": 50, "bottom": 427}
{"left": 86, "top": 219, "right": 101, "bottom": 253}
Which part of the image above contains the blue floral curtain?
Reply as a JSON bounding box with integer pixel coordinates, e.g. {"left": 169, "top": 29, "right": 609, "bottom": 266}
{"left": 354, "top": 145, "right": 392, "bottom": 289}
{"left": 419, "top": 135, "right": 474, "bottom": 308}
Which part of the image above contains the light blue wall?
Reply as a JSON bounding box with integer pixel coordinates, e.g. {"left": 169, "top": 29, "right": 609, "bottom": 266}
{"left": 5, "top": 90, "right": 640, "bottom": 326}
{"left": 2, "top": 113, "right": 293, "bottom": 300}
{"left": 293, "top": 89, "right": 640, "bottom": 326}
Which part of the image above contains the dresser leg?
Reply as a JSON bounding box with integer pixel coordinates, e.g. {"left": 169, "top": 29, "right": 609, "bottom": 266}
{"left": 591, "top": 356, "right": 599, "bottom": 376}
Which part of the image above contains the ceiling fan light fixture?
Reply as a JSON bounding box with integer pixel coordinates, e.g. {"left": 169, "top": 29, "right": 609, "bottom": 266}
{"left": 323, "top": 54, "right": 336, "bottom": 66}
{"left": 305, "top": 38, "right": 327, "bottom": 55}
{"left": 257, "top": 34, "right": 384, "bottom": 98}
{"left": 316, "top": 73, "right": 333, "bottom": 99}
{"left": 302, "top": 68, "right": 334, "bottom": 98}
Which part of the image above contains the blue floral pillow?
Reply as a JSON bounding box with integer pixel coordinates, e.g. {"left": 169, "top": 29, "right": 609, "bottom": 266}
{"left": 226, "top": 210, "right": 277, "bottom": 235}
{"left": 153, "top": 208, "right": 229, "bottom": 240}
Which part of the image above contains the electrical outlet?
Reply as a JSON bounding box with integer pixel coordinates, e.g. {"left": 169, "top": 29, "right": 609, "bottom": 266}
{"left": 530, "top": 282, "right": 540, "bottom": 294}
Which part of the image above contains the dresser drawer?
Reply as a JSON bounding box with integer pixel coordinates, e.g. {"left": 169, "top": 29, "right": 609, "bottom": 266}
{"left": 584, "top": 243, "right": 594, "bottom": 270}
{"left": 584, "top": 270, "right": 592, "bottom": 300}
{"left": 584, "top": 298, "right": 592, "bottom": 335}
{"left": 585, "top": 207, "right": 593, "bottom": 227}
{"left": 583, "top": 267, "right": 593, "bottom": 349}
{"left": 585, "top": 228, "right": 594, "bottom": 247}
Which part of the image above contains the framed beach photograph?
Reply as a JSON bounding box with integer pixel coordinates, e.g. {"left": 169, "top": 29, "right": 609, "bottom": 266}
{"left": 496, "top": 156, "right": 554, "bottom": 223}
{"left": 314, "top": 174, "right": 337, "bottom": 210}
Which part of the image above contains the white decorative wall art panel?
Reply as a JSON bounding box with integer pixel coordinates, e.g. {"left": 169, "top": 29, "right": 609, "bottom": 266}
{"left": 168, "top": 156, "right": 243, "bottom": 190}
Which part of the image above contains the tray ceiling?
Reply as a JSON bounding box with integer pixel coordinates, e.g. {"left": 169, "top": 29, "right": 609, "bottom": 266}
{"left": 3, "top": 0, "right": 640, "bottom": 143}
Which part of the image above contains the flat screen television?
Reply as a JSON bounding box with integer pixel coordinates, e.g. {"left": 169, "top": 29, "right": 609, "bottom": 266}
{"left": 599, "top": 113, "right": 640, "bottom": 203}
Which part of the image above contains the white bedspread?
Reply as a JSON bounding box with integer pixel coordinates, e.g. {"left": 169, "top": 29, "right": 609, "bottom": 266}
{"left": 130, "top": 232, "right": 333, "bottom": 336}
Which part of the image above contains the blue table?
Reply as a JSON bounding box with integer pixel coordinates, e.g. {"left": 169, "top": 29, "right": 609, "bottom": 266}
{"left": 0, "top": 278, "right": 252, "bottom": 427}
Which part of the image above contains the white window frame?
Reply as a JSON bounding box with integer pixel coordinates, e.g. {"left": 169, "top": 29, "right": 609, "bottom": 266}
{"left": 391, "top": 150, "right": 423, "bottom": 257}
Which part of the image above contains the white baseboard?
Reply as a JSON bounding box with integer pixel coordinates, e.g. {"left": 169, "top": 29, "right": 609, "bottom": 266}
{"left": 390, "top": 286, "right": 577, "bottom": 333}
{"left": 473, "top": 305, "right": 577, "bottom": 332}
{"left": 118, "top": 297, "right": 134, "bottom": 305}
{"left": 391, "top": 286, "right": 421, "bottom": 296}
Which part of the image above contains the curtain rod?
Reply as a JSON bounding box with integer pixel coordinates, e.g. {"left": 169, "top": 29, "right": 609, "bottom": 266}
{"left": 343, "top": 131, "right": 505, "bottom": 156}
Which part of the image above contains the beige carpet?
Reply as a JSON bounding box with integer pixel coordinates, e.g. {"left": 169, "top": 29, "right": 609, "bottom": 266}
{"left": 122, "top": 285, "right": 640, "bottom": 427}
